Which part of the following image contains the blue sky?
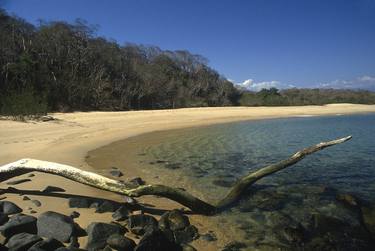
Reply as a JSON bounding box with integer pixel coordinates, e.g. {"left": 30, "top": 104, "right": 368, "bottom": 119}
{"left": 2, "top": 0, "right": 375, "bottom": 90}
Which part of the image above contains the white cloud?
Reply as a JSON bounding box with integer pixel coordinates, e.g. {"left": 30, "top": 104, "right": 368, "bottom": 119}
{"left": 318, "top": 75, "right": 375, "bottom": 91}
{"left": 233, "top": 78, "right": 293, "bottom": 92}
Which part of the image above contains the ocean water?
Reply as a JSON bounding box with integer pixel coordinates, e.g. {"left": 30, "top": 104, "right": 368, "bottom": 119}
{"left": 144, "top": 114, "right": 375, "bottom": 203}
{"left": 138, "top": 114, "right": 375, "bottom": 249}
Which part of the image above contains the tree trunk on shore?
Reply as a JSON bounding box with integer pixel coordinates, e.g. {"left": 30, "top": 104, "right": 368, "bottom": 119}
{"left": 0, "top": 136, "right": 352, "bottom": 215}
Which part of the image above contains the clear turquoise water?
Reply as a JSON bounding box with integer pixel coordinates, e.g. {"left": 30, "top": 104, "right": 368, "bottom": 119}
{"left": 139, "top": 114, "right": 375, "bottom": 249}
{"left": 145, "top": 114, "right": 375, "bottom": 203}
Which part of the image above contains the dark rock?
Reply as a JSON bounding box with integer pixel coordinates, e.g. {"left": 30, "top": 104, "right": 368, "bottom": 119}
{"left": 22, "top": 196, "right": 31, "bottom": 201}
{"left": 0, "top": 201, "right": 22, "bottom": 215}
{"left": 68, "top": 197, "right": 93, "bottom": 208}
{"left": 0, "top": 213, "right": 9, "bottom": 225}
{"left": 212, "top": 179, "right": 235, "bottom": 188}
{"left": 31, "top": 200, "right": 42, "bottom": 207}
{"left": 0, "top": 214, "right": 37, "bottom": 237}
{"left": 361, "top": 206, "right": 375, "bottom": 236}
{"left": 102, "top": 246, "right": 113, "bottom": 251}
{"left": 221, "top": 241, "right": 247, "bottom": 251}
{"left": 109, "top": 170, "right": 123, "bottom": 178}
{"left": 70, "top": 211, "right": 80, "bottom": 219}
{"left": 106, "top": 234, "right": 136, "bottom": 251}
{"left": 181, "top": 244, "right": 197, "bottom": 251}
{"left": 200, "top": 232, "right": 217, "bottom": 242}
{"left": 5, "top": 179, "right": 31, "bottom": 185}
{"left": 74, "top": 222, "right": 87, "bottom": 237}
{"left": 30, "top": 210, "right": 37, "bottom": 214}
{"left": 6, "top": 233, "right": 42, "bottom": 251}
{"left": 282, "top": 225, "right": 305, "bottom": 244}
{"left": 311, "top": 213, "right": 347, "bottom": 234}
{"left": 134, "top": 229, "right": 182, "bottom": 251}
{"left": 112, "top": 206, "right": 130, "bottom": 221}
{"left": 164, "top": 163, "right": 181, "bottom": 170}
{"left": 0, "top": 197, "right": 6, "bottom": 201}
{"left": 28, "top": 174, "right": 35, "bottom": 177}
{"left": 336, "top": 193, "right": 359, "bottom": 207}
{"left": 86, "top": 222, "right": 126, "bottom": 250}
{"left": 173, "top": 225, "right": 199, "bottom": 244}
{"left": 68, "top": 236, "right": 80, "bottom": 249}
{"left": 159, "top": 210, "right": 190, "bottom": 231}
{"left": 129, "top": 177, "right": 145, "bottom": 187}
{"left": 42, "top": 186, "right": 66, "bottom": 193}
{"left": 37, "top": 211, "right": 75, "bottom": 243}
{"left": 29, "top": 238, "right": 64, "bottom": 251}
{"left": 95, "top": 201, "right": 121, "bottom": 213}
{"left": 128, "top": 214, "right": 158, "bottom": 235}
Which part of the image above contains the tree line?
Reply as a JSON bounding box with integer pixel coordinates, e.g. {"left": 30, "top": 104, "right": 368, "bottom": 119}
{"left": 0, "top": 9, "right": 239, "bottom": 116}
{"left": 1, "top": 9, "right": 374, "bottom": 117}
{"left": 239, "top": 88, "right": 375, "bottom": 106}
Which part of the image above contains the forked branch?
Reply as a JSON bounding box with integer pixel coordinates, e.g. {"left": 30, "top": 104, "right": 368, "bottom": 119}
{"left": 0, "top": 136, "right": 352, "bottom": 215}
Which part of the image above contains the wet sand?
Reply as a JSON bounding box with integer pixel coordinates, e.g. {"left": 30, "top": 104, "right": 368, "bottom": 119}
{"left": 1, "top": 104, "right": 375, "bottom": 249}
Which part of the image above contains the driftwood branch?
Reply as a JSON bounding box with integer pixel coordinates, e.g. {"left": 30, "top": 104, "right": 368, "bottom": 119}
{"left": 0, "top": 136, "right": 352, "bottom": 215}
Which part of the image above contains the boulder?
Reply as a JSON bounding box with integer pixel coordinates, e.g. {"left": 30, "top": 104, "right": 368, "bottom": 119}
{"left": 159, "top": 210, "right": 190, "bottom": 231}
{"left": 106, "top": 234, "right": 136, "bottom": 251}
{"left": 22, "top": 196, "right": 31, "bottom": 201}
{"left": 68, "top": 197, "right": 94, "bottom": 208}
{"left": 0, "top": 214, "right": 37, "bottom": 237}
{"left": 37, "top": 211, "right": 75, "bottom": 243}
{"left": 173, "top": 225, "right": 199, "bottom": 244}
{"left": 0, "top": 201, "right": 22, "bottom": 215}
{"left": 134, "top": 230, "right": 182, "bottom": 251}
{"left": 112, "top": 206, "right": 130, "bottom": 221}
{"left": 128, "top": 214, "right": 158, "bottom": 235}
{"left": 361, "top": 206, "right": 375, "bottom": 236}
{"left": 6, "top": 233, "right": 42, "bottom": 251}
{"left": 86, "top": 222, "right": 126, "bottom": 250}
{"left": 95, "top": 201, "right": 121, "bottom": 213}
{"left": 29, "top": 238, "right": 64, "bottom": 251}
{"left": 0, "top": 213, "right": 9, "bottom": 226}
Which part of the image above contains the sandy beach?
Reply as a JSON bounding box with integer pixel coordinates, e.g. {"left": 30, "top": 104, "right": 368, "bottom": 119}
{"left": 1, "top": 104, "right": 375, "bottom": 249}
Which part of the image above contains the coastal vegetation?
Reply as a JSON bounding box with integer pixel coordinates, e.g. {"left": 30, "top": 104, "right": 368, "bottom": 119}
{"left": 1, "top": 9, "right": 375, "bottom": 118}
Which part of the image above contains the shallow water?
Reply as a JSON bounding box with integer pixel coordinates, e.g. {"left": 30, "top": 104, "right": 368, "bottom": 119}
{"left": 145, "top": 114, "right": 375, "bottom": 202}
{"left": 89, "top": 114, "right": 375, "bottom": 250}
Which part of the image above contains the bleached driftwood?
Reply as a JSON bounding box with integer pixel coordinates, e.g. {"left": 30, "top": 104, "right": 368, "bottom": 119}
{"left": 0, "top": 136, "right": 352, "bottom": 215}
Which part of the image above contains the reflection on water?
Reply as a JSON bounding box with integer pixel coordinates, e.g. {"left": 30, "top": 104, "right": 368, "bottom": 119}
{"left": 139, "top": 114, "right": 375, "bottom": 250}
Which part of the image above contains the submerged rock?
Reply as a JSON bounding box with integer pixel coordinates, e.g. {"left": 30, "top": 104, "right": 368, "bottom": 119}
{"left": 31, "top": 200, "right": 42, "bottom": 207}
{"left": 221, "top": 241, "right": 247, "bottom": 251}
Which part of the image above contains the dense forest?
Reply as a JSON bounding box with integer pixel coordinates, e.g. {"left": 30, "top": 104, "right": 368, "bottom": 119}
{"left": 0, "top": 9, "right": 239, "bottom": 115}
{"left": 1, "top": 9, "right": 375, "bottom": 117}
{"left": 239, "top": 88, "right": 375, "bottom": 106}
